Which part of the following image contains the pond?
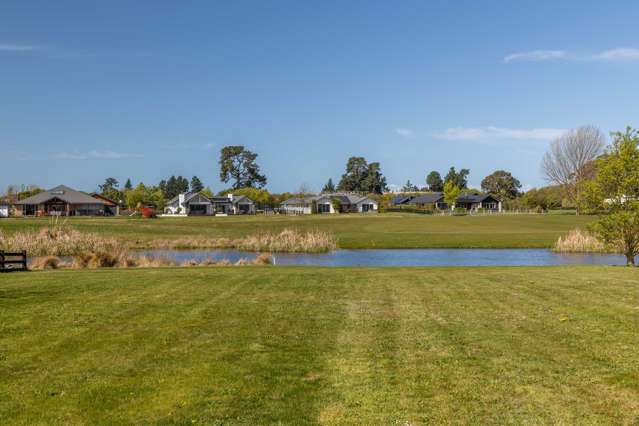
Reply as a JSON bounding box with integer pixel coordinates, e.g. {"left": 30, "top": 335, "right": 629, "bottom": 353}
{"left": 135, "top": 248, "right": 631, "bottom": 267}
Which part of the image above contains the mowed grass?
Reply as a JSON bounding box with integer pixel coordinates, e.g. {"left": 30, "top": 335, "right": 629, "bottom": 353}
{"left": 1, "top": 267, "right": 638, "bottom": 424}
{"left": 0, "top": 213, "right": 595, "bottom": 249}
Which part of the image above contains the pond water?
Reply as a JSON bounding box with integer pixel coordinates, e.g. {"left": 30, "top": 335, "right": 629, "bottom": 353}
{"left": 135, "top": 248, "right": 630, "bottom": 267}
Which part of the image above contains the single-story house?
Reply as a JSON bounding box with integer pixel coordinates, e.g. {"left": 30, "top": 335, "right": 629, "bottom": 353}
{"left": 13, "top": 185, "right": 110, "bottom": 216}
{"left": 164, "top": 192, "right": 255, "bottom": 216}
{"left": 280, "top": 193, "right": 378, "bottom": 214}
{"left": 391, "top": 191, "right": 501, "bottom": 212}
{"left": 89, "top": 193, "right": 120, "bottom": 216}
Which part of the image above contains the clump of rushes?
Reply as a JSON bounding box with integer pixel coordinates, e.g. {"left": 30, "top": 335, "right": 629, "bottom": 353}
{"left": 235, "top": 229, "right": 337, "bottom": 253}
{"left": 553, "top": 228, "right": 609, "bottom": 253}
{"left": 147, "top": 229, "right": 337, "bottom": 253}
{"left": 0, "top": 219, "right": 120, "bottom": 257}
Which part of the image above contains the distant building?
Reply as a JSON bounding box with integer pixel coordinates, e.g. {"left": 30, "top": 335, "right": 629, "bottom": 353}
{"left": 391, "top": 191, "right": 502, "bottom": 212}
{"left": 13, "top": 185, "right": 110, "bottom": 216}
{"left": 280, "top": 193, "right": 378, "bottom": 215}
{"left": 163, "top": 192, "right": 255, "bottom": 216}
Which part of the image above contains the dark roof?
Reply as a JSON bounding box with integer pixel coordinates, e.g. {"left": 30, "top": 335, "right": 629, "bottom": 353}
{"left": 391, "top": 195, "right": 414, "bottom": 205}
{"left": 15, "top": 185, "right": 107, "bottom": 205}
{"left": 456, "top": 192, "right": 499, "bottom": 203}
{"left": 407, "top": 192, "right": 444, "bottom": 204}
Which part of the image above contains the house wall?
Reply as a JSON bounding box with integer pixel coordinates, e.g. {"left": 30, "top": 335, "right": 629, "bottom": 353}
{"left": 355, "top": 200, "right": 378, "bottom": 213}
{"left": 316, "top": 201, "right": 335, "bottom": 214}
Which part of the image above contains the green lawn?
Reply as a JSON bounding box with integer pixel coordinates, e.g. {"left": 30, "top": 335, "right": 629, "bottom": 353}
{"left": 0, "top": 213, "right": 595, "bottom": 249}
{"left": 1, "top": 266, "right": 638, "bottom": 424}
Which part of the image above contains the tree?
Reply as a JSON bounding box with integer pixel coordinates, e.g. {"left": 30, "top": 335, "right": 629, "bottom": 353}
{"left": 124, "top": 178, "right": 133, "bottom": 191}
{"left": 443, "top": 181, "right": 461, "bottom": 210}
{"left": 322, "top": 178, "right": 335, "bottom": 193}
{"left": 361, "top": 162, "right": 388, "bottom": 194}
{"left": 337, "top": 157, "right": 369, "bottom": 191}
{"left": 426, "top": 171, "right": 443, "bottom": 192}
{"left": 586, "top": 127, "right": 639, "bottom": 266}
{"left": 99, "top": 178, "right": 121, "bottom": 203}
{"left": 401, "top": 180, "right": 419, "bottom": 192}
{"left": 219, "top": 146, "right": 267, "bottom": 189}
{"left": 444, "top": 167, "right": 470, "bottom": 189}
{"left": 481, "top": 170, "right": 521, "bottom": 199}
{"left": 125, "top": 183, "right": 166, "bottom": 211}
{"left": 160, "top": 176, "right": 189, "bottom": 199}
{"left": 542, "top": 125, "right": 605, "bottom": 215}
{"left": 190, "top": 176, "right": 204, "bottom": 193}
{"left": 337, "top": 157, "right": 388, "bottom": 194}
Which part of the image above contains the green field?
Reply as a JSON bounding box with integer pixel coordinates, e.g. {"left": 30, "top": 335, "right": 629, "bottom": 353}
{"left": 0, "top": 213, "right": 595, "bottom": 249}
{"left": 1, "top": 266, "right": 638, "bottom": 424}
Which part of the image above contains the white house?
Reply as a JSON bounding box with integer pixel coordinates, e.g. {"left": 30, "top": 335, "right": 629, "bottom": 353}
{"left": 164, "top": 192, "right": 255, "bottom": 216}
{"left": 280, "top": 193, "right": 378, "bottom": 214}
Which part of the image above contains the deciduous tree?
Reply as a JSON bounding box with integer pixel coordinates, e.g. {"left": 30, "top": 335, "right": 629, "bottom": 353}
{"left": 586, "top": 127, "right": 639, "bottom": 265}
{"left": 542, "top": 125, "right": 605, "bottom": 214}
{"left": 481, "top": 170, "right": 521, "bottom": 199}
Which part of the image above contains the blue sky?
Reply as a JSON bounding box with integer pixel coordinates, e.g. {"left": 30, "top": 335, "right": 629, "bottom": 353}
{"left": 2, "top": 1, "right": 639, "bottom": 193}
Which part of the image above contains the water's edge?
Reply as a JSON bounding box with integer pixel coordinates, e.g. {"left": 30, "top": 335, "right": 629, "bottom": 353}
{"left": 133, "top": 248, "right": 630, "bottom": 267}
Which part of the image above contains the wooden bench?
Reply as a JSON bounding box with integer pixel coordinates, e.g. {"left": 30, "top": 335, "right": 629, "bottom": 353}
{"left": 0, "top": 250, "right": 28, "bottom": 272}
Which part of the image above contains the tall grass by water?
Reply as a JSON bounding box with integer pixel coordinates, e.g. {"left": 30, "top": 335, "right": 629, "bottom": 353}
{"left": 148, "top": 228, "right": 337, "bottom": 253}
{"left": 553, "top": 228, "right": 610, "bottom": 253}
{"left": 0, "top": 218, "right": 120, "bottom": 256}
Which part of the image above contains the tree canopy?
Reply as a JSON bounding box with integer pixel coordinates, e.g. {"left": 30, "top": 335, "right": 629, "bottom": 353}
{"left": 99, "top": 178, "right": 121, "bottom": 203}
{"left": 322, "top": 178, "right": 335, "bottom": 193}
{"left": 219, "top": 146, "right": 267, "bottom": 189}
{"left": 159, "top": 176, "right": 189, "bottom": 199}
{"left": 426, "top": 171, "right": 443, "bottom": 192}
{"left": 190, "top": 176, "right": 204, "bottom": 193}
{"left": 443, "top": 181, "right": 461, "bottom": 209}
{"left": 444, "top": 167, "right": 470, "bottom": 189}
{"left": 586, "top": 127, "right": 639, "bottom": 265}
{"left": 337, "top": 157, "right": 388, "bottom": 194}
{"left": 481, "top": 170, "right": 521, "bottom": 199}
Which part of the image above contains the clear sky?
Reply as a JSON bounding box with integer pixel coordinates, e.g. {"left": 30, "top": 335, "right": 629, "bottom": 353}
{"left": 2, "top": 1, "right": 639, "bottom": 193}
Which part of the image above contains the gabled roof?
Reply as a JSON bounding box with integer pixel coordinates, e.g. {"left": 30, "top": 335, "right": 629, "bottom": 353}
{"left": 232, "top": 195, "right": 254, "bottom": 204}
{"left": 456, "top": 192, "right": 499, "bottom": 203}
{"left": 89, "top": 193, "right": 118, "bottom": 206}
{"left": 408, "top": 192, "right": 444, "bottom": 204}
{"left": 15, "top": 185, "right": 107, "bottom": 205}
{"left": 391, "top": 195, "right": 414, "bottom": 205}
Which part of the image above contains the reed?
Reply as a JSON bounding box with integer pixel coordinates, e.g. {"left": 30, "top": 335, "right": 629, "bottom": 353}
{"left": 553, "top": 228, "right": 609, "bottom": 253}
{"left": 234, "top": 229, "right": 337, "bottom": 253}
{"left": 0, "top": 219, "right": 120, "bottom": 257}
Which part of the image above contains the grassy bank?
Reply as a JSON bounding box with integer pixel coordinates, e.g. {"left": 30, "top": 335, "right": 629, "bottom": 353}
{"left": 0, "top": 213, "right": 595, "bottom": 249}
{"left": 1, "top": 266, "right": 638, "bottom": 424}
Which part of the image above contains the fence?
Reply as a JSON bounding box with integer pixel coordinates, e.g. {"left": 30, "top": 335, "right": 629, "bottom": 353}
{"left": 0, "top": 250, "right": 28, "bottom": 272}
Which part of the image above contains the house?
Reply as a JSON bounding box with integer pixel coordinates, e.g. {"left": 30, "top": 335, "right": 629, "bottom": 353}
{"left": 13, "top": 185, "right": 110, "bottom": 216}
{"left": 392, "top": 191, "right": 502, "bottom": 212}
{"left": 280, "top": 193, "right": 378, "bottom": 214}
{"left": 89, "top": 193, "right": 120, "bottom": 216}
{"left": 163, "top": 192, "right": 255, "bottom": 216}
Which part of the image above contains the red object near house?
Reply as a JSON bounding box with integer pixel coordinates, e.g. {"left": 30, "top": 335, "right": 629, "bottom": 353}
{"left": 140, "top": 206, "right": 156, "bottom": 218}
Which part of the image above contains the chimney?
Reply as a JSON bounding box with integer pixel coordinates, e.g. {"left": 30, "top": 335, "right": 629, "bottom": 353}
{"left": 227, "top": 193, "right": 233, "bottom": 201}
{"left": 179, "top": 193, "right": 186, "bottom": 210}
